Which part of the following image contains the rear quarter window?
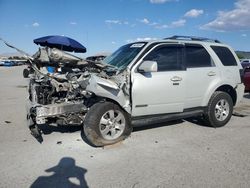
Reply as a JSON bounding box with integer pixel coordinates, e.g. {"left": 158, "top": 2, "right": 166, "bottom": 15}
{"left": 211, "top": 46, "right": 237, "bottom": 66}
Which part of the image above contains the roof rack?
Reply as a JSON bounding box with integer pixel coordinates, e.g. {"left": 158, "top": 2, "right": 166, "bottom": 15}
{"left": 164, "top": 35, "right": 221, "bottom": 43}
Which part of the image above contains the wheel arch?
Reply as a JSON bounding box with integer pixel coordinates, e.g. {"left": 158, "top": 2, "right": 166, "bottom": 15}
{"left": 89, "top": 96, "right": 131, "bottom": 115}
{"left": 215, "top": 85, "right": 237, "bottom": 106}
{"left": 203, "top": 84, "right": 237, "bottom": 107}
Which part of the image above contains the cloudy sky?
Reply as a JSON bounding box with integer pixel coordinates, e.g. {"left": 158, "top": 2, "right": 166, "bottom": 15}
{"left": 0, "top": 0, "right": 250, "bottom": 56}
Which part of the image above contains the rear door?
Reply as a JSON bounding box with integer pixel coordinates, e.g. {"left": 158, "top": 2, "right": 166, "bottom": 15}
{"left": 184, "top": 44, "right": 220, "bottom": 108}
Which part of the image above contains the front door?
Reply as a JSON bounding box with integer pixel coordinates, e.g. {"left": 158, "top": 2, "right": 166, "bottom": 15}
{"left": 131, "top": 44, "right": 186, "bottom": 116}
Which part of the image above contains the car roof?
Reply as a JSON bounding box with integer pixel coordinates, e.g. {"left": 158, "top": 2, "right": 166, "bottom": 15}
{"left": 137, "top": 35, "right": 229, "bottom": 48}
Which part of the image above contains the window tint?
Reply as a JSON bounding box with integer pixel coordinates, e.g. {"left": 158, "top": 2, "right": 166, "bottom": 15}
{"left": 211, "top": 46, "right": 237, "bottom": 66}
{"left": 143, "top": 46, "right": 183, "bottom": 71}
{"left": 185, "top": 45, "right": 212, "bottom": 68}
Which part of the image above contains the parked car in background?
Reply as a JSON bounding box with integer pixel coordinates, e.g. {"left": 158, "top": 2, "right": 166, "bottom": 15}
{"left": 3, "top": 61, "right": 16, "bottom": 66}
{"left": 241, "top": 59, "right": 250, "bottom": 92}
{"left": 1, "top": 60, "right": 26, "bottom": 67}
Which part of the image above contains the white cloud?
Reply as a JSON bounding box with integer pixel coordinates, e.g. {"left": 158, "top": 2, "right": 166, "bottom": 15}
{"left": 105, "top": 20, "right": 132, "bottom": 26}
{"left": 70, "top": 22, "right": 77, "bottom": 25}
{"left": 126, "top": 37, "right": 158, "bottom": 43}
{"left": 138, "top": 17, "right": 185, "bottom": 29}
{"left": 111, "top": 41, "right": 116, "bottom": 44}
{"left": 170, "top": 19, "right": 186, "bottom": 27}
{"left": 241, "top": 34, "right": 247, "bottom": 37}
{"left": 32, "top": 22, "right": 39, "bottom": 27}
{"left": 184, "top": 9, "right": 204, "bottom": 18}
{"left": 150, "top": 0, "right": 176, "bottom": 4}
{"left": 202, "top": 0, "right": 250, "bottom": 31}
{"left": 140, "top": 18, "right": 150, "bottom": 24}
{"left": 155, "top": 24, "right": 169, "bottom": 29}
{"left": 149, "top": 22, "right": 158, "bottom": 26}
{"left": 105, "top": 20, "right": 122, "bottom": 24}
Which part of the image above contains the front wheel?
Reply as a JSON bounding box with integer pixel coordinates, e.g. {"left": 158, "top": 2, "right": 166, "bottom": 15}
{"left": 84, "top": 101, "right": 132, "bottom": 147}
{"left": 204, "top": 91, "right": 233, "bottom": 127}
{"left": 23, "top": 68, "right": 29, "bottom": 78}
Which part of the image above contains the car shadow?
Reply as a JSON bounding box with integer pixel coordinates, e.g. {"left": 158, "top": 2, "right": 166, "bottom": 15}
{"left": 31, "top": 124, "right": 82, "bottom": 144}
{"left": 33, "top": 118, "right": 209, "bottom": 146}
{"left": 184, "top": 117, "right": 212, "bottom": 127}
{"left": 31, "top": 114, "right": 219, "bottom": 145}
{"left": 38, "top": 124, "right": 81, "bottom": 135}
{"left": 30, "top": 157, "right": 89, "bottom": 188}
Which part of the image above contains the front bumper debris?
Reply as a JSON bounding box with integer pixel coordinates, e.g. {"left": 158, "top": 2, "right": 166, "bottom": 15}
{"left": 27, "top": 100, "right": 87, "bottom": 125}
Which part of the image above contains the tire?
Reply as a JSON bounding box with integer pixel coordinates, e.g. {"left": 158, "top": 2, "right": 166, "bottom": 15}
{"left": 23, "top": 68, "right": 29, "bottom": 78}
{"left": 84, "top": 101, "right": 132, "bottom": 147}
{"left": 204, "top": 91, "right": 233, "bottom": 127}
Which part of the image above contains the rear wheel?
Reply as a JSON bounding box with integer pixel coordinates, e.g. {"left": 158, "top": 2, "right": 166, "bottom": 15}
{"left": 204, "top": 91, "right": 233, "bottom": 127}
{"left": 84, "top": 101, "right": 132, "bottom": 147}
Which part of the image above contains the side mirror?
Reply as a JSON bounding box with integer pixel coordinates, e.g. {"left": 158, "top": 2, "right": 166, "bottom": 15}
{"left": 138, "top": 60, "right": 158, "bottom": 73}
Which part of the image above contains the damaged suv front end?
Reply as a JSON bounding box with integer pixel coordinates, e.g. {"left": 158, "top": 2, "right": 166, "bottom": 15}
{"left": 26, "top": 42, "right": 146, "bottom": 141}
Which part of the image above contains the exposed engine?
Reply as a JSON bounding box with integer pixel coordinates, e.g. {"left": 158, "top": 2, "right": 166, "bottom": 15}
{"left": 27, "top": 47, "right": 112, "bottom": 126}
{"left": 0, "top": 37, "right": 131, "bottom": 144}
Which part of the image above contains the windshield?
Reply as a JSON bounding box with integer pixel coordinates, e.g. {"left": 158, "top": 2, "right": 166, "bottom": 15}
{"left": 103, "top": 42, "right": 146, "bottom": 70}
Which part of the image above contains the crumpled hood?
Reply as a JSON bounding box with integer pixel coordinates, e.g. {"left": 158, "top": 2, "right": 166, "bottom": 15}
{"left": 86, "top": 74, "right": 130, "bottom": 112}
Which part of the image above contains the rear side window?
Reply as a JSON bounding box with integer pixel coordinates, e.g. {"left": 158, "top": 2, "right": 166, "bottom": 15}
{"left": 185, "top": 44, "right": 212, "bottom": 68}
{"left": 211, "top": 46, "right": 237, "bottom": 66}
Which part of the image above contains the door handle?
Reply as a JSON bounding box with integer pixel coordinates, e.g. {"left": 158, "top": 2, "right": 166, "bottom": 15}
{"left": 207, "top": 71, "right": 216, "bottom": 76}
{"left": 171, "top": 76, "right": 182, "bottom": 82}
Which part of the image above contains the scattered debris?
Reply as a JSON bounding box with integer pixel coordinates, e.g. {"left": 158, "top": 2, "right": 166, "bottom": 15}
{"left": 23, "top": 139, "right": 27, "bottom": 142}
{"left": 90, "top": 155, "right": 93, "bottom": 158}
{"left": 155, "top": 141, "right": 158, "bottom": 144}
{"left": 57, "top": 141, "right": 62, "bottom": 145}
{"left": 4, "top": 121, "right": 11, "bottom": 124}
{"left": 76, "top": 139, "right": 81, "bottom": 141}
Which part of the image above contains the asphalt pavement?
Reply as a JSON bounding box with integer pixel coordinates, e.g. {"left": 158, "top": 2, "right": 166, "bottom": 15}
{"left": 0, "top": 66, "right": 250, "bottom": 188}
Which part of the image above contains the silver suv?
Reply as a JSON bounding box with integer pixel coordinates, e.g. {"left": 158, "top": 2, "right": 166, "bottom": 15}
{"left": 26, "top": 36, "right": 244, "bottom": 146}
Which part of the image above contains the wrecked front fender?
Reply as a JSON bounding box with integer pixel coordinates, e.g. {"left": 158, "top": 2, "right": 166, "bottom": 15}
{"left": 86, "top": 75, "right": 131, "bottom": 113}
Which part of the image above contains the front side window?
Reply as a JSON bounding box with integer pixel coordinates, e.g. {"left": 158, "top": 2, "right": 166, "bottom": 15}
{"left": 185, "top": 44, "right": 212, "bottom": 68}
{"left": 143, "top": 45, "right": 183, "bottom": 71}
{"left": 211, "top": 46, "right": 237, "bottom": 66}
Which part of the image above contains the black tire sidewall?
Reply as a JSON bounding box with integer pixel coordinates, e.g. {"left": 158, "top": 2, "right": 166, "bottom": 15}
{"left": 84, "top": 101, "right": 132, "bottom": 146}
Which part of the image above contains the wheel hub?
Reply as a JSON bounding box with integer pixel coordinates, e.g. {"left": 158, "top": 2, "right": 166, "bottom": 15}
{"left": 99, "top": 109, "right": 126, "bottom": 140}
{"left": 215, "top": 99, "right": 230, "bottom": 121}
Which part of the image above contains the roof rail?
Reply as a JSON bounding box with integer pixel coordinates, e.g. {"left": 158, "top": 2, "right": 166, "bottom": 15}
{"left": 164, "top": 35, "right": 221, "bottom": 43}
